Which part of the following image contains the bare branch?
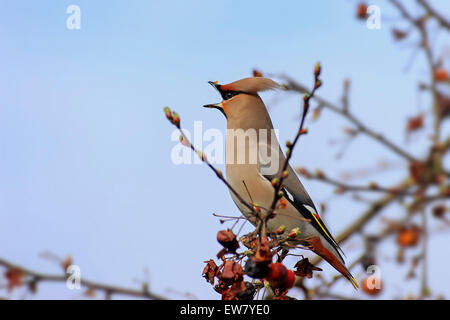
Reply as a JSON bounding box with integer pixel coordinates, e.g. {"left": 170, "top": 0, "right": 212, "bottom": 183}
{"left": 417, "top": 0, "right": 450, "bottom": 30}
{"left": 0, "top": 258, "right": 165, "bottom": 300}
{"left": 279, "top": 74, "right": 418, "bottom": 162}
{"left": 296, "top": 167, "right": 417, "bottom": 196}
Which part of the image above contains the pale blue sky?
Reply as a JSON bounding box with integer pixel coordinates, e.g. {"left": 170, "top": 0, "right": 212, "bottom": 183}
{"left": 0, "top": 1, "right": 449, "bottom": 299}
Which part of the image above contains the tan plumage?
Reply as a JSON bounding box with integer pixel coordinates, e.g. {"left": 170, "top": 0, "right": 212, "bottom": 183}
{"left": 221, "top": 77, "right": 280, "bottom": 93}
{"left": 204, "top": 77, "right": 358, "bottom": 289}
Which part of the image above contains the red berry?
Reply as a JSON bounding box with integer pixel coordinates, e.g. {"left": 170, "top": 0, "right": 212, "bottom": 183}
{"left": 281, "top": 270, "right": 296, "bottom": 290}
{"left": 265, "top": 263, "right": 288, "bottom": 288}
{"left": 435, "top": 68, "right": 449, "bottom": 82}
{"left": 397, "top": 225, "right": 421, "bottom": 248}
{"left": 357, "top": 3, "right": 368, "bottom": 19}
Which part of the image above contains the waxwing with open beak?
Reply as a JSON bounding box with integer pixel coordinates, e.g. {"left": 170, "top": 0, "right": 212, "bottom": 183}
{"left": 204, "top": 77, "right": 358, "bottom": 289}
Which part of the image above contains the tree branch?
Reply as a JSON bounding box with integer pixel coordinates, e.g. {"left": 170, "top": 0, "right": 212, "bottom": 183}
{"left": 278, "top": 74, "right": 418, "bottom": 162}
{"left": 0, "top": 258, "right": 165, "bottom": 300}
{"left": 417, "top": 0, "right": 450, "bottom": 30}
{"left": 296, "top": 167, "right": 417, "bottom": 196}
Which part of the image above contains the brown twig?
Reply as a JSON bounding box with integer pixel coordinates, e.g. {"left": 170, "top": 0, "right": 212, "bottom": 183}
{"left": 268, "top": 63, "right": 322, "bottom": 215}
{"left": 164, "top": 109, "right": 257, "bottom": 215}
{"left": 388, "top": 0, "right": 443, "bottom": 141}
{"left": 0, "top": 258, "right": 165, "bottom": 300}
{"left": 278, "top": 74, "right": 418, "bottom": 162}
{"left": 296, "top": 167, "right": 417, "bottom": 196}
{"left": 420, "top": 208, "right": 430, "bottom": 297}
{"left": 416, "top": 0, "right": 450, "bottom": 30}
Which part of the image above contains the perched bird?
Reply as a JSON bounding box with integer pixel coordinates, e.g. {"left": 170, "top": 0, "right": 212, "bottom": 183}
{"left": 204, "top": 77, "right": 358, "bottom": 289}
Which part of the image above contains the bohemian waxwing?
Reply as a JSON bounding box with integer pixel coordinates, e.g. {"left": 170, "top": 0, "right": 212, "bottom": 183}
{"left": 204, "top": 77, "right": 358, "bottom": 289}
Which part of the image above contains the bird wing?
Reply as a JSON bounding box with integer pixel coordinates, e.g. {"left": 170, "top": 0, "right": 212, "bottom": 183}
{"left": 262, "top": 159, "right": 346, "bottom": 261}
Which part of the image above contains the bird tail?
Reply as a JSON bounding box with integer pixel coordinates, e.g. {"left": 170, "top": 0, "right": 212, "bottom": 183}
{"left": 308, "top": 236, "right": 359, "bottom": 290}
{"left": 347, "top": 272, "right": 359, "bottom": 290}
{"left": 325, "top": 253, "right": 359, "bottom": 290}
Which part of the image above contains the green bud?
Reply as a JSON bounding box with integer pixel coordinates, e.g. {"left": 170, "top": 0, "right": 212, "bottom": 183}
{"left": 164, "top": 107, "right": 172, "bottom": 120}
{"left": 314, "top": 62, "right": 321, "bottom": 76}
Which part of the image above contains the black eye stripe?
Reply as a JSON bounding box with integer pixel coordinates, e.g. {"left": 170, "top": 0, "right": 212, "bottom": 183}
{"left": 220, "top": 90, "right": 244, "bottom": 100}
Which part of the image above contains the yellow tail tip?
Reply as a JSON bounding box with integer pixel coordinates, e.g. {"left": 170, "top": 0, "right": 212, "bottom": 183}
{"left": 350, "top": 276, "right": 359, "bottom": 290}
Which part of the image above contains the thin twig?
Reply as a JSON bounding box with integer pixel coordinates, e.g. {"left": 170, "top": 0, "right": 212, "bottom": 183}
{"left": 164, "top": 111, "right": 257, "bottom": 214}
{"left": 0, "top": 258, "right": 165, "bottom": 300}
{"left": 416, "top": 0, "right": 450, "bottom": 30}
{"left": 268, "top": 63, "right": 322, "bottom": 215}
{"left": 296, "top": 167, "right": 417, "bottom": 196}
{"left": 279, "top": 74, "right": 418, "bottom": 162}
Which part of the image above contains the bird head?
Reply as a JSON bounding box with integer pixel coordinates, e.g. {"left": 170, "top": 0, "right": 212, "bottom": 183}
{"left": 203, "top": 77, "right": 280, "bottom": 120}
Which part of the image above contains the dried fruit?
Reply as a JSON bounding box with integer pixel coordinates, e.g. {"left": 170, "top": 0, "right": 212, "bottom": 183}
{"left": 432, "top": 205, "right": 446, "bottom": 219}
{"left": 235, "top": 282, "right": 256, "bottom": 301}
{"left": 253, "top": 236, "right": 273, "bottom": 264}
{"left": 5, "top": 268, "right": 24, "bottom": 291}
{"left": 244, "top": 257, "right": 270, "bottom": 279}
{"left": 61, "top": 255, "right": 73, "bottom": 271}
{"left": 202, "top": 259, "right": 218, "bottom": 285}
{"left": 406, "top": 113, "right": 425, "bottom": 136}
{"left": 397, "top": 225, "right": 421, "bottom": 247}
{"left": 435, "top": 68, "right": 449, "bottom": 82}
{"left": 252, "top": 69, "right": 263, "bottom": 77}
{"left": 219, "top": 260, "right": 244, "bottom": 285}
{"left": 294, "top": 258, "right": 322, "bottom": 279}
{"left": 356, "top": 3, "right": 368, "bottom": 19}
{"left": 391, "top": 28, "right": 408, "bottom": 40}
{"left": 409, "top": 161, "right": 427, "bottom": 184}
{"left": 221, "top": 279, "right": 247, "bottom": 300}
{"left": 436, "top": 92, "right": 450, "bottom": 118}
{"left": 217, "top": 229, "right": 240, "bottom": 253}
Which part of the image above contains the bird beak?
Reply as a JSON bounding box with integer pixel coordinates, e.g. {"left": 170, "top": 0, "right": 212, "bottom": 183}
{"left": 203, "top": 81, "right": 223, "bottom": 109}
{"left": 203, "top": 102, "right": 222, "bottom": 109}
{"left": 204, "top": 81, "right": 227, "bottom": 118}
{"left": 208, "top": 81, "right": 221, "bottom": 92}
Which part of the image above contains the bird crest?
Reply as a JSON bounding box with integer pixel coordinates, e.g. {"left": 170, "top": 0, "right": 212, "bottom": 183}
{"left": 221, "top": 77, "right": 280, "bottom": 94}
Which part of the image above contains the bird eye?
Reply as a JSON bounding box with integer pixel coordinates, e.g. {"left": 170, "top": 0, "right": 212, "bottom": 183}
{"left": 224, "top": 92, "right": 234, "bottom": 100}
{"left": 221, "top": 90, "right": 244, "bottom": 101}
